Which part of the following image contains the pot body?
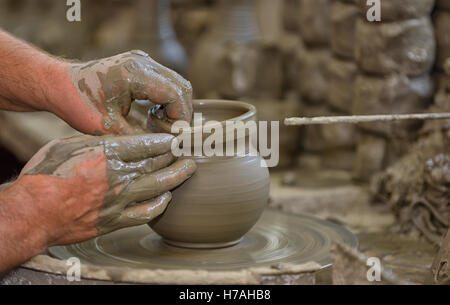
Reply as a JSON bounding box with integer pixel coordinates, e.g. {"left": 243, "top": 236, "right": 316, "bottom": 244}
{"left": 149, "top": 154, "right": 269, "bottom": 248}
{"left": 148, "top": 100, "right": 270, "bottom": 248}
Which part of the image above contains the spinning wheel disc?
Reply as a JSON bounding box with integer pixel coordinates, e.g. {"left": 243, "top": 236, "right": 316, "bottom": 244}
{"left": 49, "top": 209, "right": 357, "bottom": 271}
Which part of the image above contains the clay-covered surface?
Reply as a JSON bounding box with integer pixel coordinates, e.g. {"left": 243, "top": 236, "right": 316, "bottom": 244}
{"left": 331, "top": 235, "right": 436, "bottom": 285}
{"left": 432, "top": 229, "right": 450, "bottom": 284}
{"left": 357, "top": 233, "right": 436, "bottom": 284}
{"left": 270, "top": 172, "right": 438, "bottom": 285}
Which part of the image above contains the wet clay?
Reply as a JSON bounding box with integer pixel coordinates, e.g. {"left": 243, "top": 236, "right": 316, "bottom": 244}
{"left": 148, "top": 100, "right": 270, "bottom": 248}
{"left": 69, "top": 50, "right": 192, "bottom": 134}
{"left": 22, "top": 134, "right": 196, "bottom": 235}
{"left": 49, "top": 209, "right": 357, "bottom": 271}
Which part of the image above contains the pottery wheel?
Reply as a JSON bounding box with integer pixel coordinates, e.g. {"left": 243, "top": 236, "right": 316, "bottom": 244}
{"left": 49, "top": 209, "right": 357, "bottom": 271}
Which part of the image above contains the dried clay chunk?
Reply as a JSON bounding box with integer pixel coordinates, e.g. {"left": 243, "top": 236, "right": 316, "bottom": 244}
{"left": 331, "top": 1, "right": 359, "bottom": 59}
{"left": 352, "top": 73, "right": 433, "bottom": 137}
{"left": 355, "top": 17, "right": 435, "bottom": 76}
{"left": 299, "top": 0, "right": 331, "bottom": 46}
{"left": 355, "top": 0, "right": 435, "bottom": 21}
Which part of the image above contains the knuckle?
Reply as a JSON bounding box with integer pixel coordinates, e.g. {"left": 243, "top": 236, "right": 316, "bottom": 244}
{"left": 182, "top": 80, "right": 193, "bottom": 93}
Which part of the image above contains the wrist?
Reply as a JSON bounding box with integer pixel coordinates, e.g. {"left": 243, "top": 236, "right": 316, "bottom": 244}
{"left": 0, "top": 178, "right": 50, "bottom": 256}
{"left": 41, "top": 59, "right": 73, "bottom": 115}
{"left": 42, "top": 60, "right": 97, "bottom": 134}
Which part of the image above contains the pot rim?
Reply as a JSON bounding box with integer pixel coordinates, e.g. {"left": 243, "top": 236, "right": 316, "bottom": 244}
{"left": 149, "top": 99, "right": 257, "bottom": 135}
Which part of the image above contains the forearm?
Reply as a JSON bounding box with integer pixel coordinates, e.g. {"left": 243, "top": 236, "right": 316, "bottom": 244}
{"left": 0, "top": 30, "right": 66, "bottom": 112}
{"left": 0, "top": 181, "right": 48, "bottom": 273}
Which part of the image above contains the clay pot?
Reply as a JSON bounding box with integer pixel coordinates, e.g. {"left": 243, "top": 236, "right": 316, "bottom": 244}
{"left": 189, "top": 0, "right": 262, "bottom": 98}
{"left": 147, "top": 100, "right": 270, "bottom": 249}
{"left": 134, "top": 0, "right": 188, "bottom": 75}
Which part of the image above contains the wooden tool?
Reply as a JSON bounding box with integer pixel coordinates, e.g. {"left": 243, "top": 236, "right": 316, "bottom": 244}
{"left": 284, "top": 113, "right": 450, "bottom": 126}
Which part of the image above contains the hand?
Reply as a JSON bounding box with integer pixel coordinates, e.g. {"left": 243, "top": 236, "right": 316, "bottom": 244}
{"left": 17, "top": 133, "right": 196, "bottom": 245}
{"left": 54, "top": 50, "right": 193, "bottom": 135}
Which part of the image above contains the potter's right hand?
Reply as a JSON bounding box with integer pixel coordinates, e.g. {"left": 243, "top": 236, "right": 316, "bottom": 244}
{"left": 48, "top": 50, "right": 193, "bottom": 136}
{"left": 15, "top": 134, "right": 196, "bottom": 246}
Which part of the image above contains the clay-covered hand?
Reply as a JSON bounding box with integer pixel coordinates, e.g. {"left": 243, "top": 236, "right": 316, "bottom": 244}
{"left": 17, "top": 133, "right": 196, "bottom": 245}
{"left": 59, "top": 50, "right": 193, "bottom": 135}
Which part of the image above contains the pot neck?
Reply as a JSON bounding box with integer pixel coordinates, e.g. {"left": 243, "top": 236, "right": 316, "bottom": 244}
{"left": 212, "top": 0, "right": 261, "bottom": 43}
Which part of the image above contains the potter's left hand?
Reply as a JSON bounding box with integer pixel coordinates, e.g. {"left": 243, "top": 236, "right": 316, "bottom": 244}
{"left": 17, "top": 133, "right": 197, "bottom": 241}
{"left": 0, "top": 133, "right": 197, "bottom": 272}
{"left": 51, "top": 50, "right": 193, "bottom": 136}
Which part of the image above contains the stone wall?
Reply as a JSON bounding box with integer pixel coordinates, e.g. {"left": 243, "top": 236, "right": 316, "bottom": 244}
{"left": 370, "top": 0, "right": 450, "bottom": 246}
{"left": 352, "top": 0, "right": 436, "bottom": 182}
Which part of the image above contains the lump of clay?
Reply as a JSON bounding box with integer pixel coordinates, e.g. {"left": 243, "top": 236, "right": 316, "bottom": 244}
{"left": 299, "top": 0, "right": 331, "bottom": 46}
{"left": 435, "top": 11, "right": 450, "bottom": 71}
{"left": 328, "top": 57, "right": 358, "bottom": 113}
{"left": 296, "top": 47, "right": 331, "bottom": 104}
{"left": 355, "top": 17, "right": 436, "bottom": 76}
{"left": 355, "top": 0, "right": 435, "bottom": 21}
{"left": 353, "top": 73, "right": 433, "bottom": 137}
{"left": 331, "top": 1, "right": 359, "bottom": 59}
{"left": 371, "top": 129, "right": 450, "bottom": 246}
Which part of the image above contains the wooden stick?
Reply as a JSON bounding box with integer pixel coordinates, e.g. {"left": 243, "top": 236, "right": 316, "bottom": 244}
{"left": 284, "top": 113, "right": 450, "bottom": 126}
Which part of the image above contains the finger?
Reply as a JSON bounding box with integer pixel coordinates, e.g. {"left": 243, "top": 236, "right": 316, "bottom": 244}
{"left": 102, "top": 133, "right": 175, "bottom": 162}
{"left": 117, "top": 192, "right": 172, "bottom": 227}
{"left": 113, "top": 114, "right": 135, "bottom": 135}
{"left": 121, "top": 159, "right": 197, "bottom": 204}
{"left": 109, "top": 152, "right": 176, "bottom": 175}
{"left": 125, "top": 59, "right": 193, "bottom": 123}
{"left": 132, "top": 76, "right": 193, "bottom": 123}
